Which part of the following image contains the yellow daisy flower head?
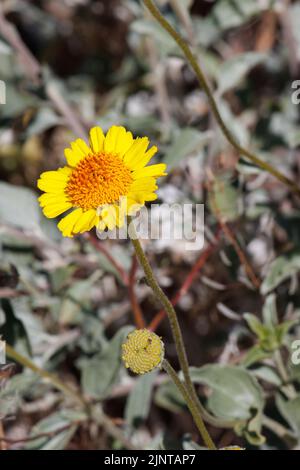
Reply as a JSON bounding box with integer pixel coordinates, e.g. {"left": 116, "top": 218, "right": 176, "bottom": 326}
{"left": 122, "top": 329, "right": 164, "bottom": 375}
{"left": 37, "top": 126, "right": 167, "bottom": 237}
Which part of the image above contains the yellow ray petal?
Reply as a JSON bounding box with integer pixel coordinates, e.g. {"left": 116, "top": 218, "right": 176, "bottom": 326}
{"left": 65, "top": 138, "right": 91, "bottom": 167}
{"left": 129, "top": 177, "right": 158, "bottom": 192}
{"left": 37, "top": 177, "right": 68, "bottom": 193}
{"left": 39, "top": 168, "right": 72, "bottom": 182}
{"left": 104, "top": 125, "right": 134, "bottom": 157}
{"left": 64, "top": 148, "right": 78, "bottom": 167}
{"left": 37, "top": 167, "right": 71, "bottom": 192}
{"left": 73, "top": 209, "right": 98, "bottom": 234}
{"left": 127, "top": 189, "right": 158, "bottom": 204}
{"left": 99, "top": 205, "right": 118, "bottom": 231}
{"left": 42, "top": 202, "right": 72, "bottom": 218}
{"left": 89, "top": 126, "right": 105, "bottom": 153}
{"left": 123, "top": 137, "right": 149, "bottom": 168}
{"left": 38, "top": 193, "right": 69, "bottom": 207}
{"left": 112, "top": 203, "right": 126, "bottom": 228}
{"left": 132, "top": 163, "right": 167, "bottom": 179}
{"left": 72, "top": 138, "right": 91, "bottom": 157}
{"left": 128, "top": 192, "right": 157, "bottom": 204}
{"left": 57, "top": 208, "right": 83, "bottom": 237}
{"left": 143, "top": 193, "right": 158, "bottom": 202}
{"left": 125, "top": 198, "right": 142, "bottom": 215}
{"left": 128, "top": 145, "right": 157, "bottom": 171}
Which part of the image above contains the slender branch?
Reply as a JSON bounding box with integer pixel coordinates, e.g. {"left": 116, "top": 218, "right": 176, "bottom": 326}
{"left": 128, "top": 218, "right": 192, "bottom": 386}
{"left": 127, "top": 218, "right": 220, "bottom": 440}
{"left": 162, "top": 359, "right": 216, "bottom": 449}
{"left": 128, "top": 219, "right": 236, "bottom": 432}
{"left": 143, "top": 0, "right": 300, "bottom": 196}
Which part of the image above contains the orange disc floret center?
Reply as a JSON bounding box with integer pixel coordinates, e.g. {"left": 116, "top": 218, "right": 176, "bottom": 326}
{"left": 65, "top": 151, "right": 133, "bottom": 211}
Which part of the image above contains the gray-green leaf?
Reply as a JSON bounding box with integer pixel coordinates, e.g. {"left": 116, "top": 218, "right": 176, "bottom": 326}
{"left": 78, "top": 326, "right": 132, "bottom": 399}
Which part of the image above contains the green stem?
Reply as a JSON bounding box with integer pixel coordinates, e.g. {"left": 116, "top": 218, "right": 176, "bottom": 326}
{"left": 128, "top": 217, "right": 216, "bottom": 446}
{"left": 128, "top": 219, "right": 191, "bottom": 384}
{"left": 143, "top": 0, "right": 300, "bottom": 196}
{"left": 162, "top": 359, "right": 216, "bottom": 449}
{"left": 188, "top": 388, "right": 237, "bottom": 429}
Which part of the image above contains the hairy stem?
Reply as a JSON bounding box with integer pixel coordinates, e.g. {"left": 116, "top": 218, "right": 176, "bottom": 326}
{"left": 162, "top": 359, "right": 216, "bottom": 449}
{"left": 128, "top": 217, "right": 217, "bottom": 446}
{"left": 128, "top": 219, "right": 191, "bottom": 385}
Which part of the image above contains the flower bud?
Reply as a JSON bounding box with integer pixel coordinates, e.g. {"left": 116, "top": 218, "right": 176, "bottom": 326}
{"left": 122, "top": 329, "right": 164, "bottom": 374}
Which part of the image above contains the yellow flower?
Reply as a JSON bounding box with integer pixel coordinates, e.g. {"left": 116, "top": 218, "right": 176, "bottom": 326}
{"left": 122, "top": 329, "right": 164, "bottom": 374}
{"left": 37, "top": 126, "right": 167, "bottom": 237}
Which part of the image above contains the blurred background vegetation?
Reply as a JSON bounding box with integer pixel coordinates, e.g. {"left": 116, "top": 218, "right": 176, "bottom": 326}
{"left": 1, "top": 0, "right": 300, "bottom": 450}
